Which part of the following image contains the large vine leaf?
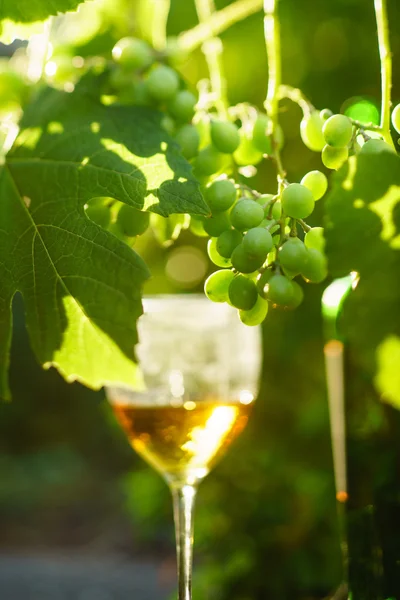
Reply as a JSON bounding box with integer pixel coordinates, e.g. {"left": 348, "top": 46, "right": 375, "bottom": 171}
{"left": 0, "top": 85, "right": 207, "bottom": 399}
{"left": 324, "top": 150, "right": 400, "bottom": 409}
{"left": 0, "top": 0, "right": 88, "bottom": 23}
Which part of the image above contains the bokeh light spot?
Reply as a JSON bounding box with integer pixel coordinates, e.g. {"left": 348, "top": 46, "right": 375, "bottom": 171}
{"left": 165, "top": 246, "right": 208, "bottom": 288}
{"left": 344, "top": 97, "right": 380, "bottom": 125}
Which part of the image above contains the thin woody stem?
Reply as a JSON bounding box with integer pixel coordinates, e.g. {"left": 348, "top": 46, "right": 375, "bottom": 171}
{"left": 374, "top": 0, "right": 394, "bottom": 147}
{"left": 195, "top": 0, "right": 228, "bottom": 115}
{"left": 263, "top": 0, "right": 286, "bottom": 181}
{"left": 179, "top": 0, "right": 263, "bottom": 52}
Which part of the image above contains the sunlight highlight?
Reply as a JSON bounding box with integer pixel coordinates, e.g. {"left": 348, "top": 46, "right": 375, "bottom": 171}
{"left": 181, "top": 406, "right": 237, "bottom": 467}
{"left": 369, "top": 185, "right": 400, "bottom": 248}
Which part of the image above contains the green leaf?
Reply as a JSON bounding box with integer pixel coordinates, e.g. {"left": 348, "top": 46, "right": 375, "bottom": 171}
{"left": 0, "top": 0, "right": 88, "bottom": 23}
{"left": 9, "top": 86, "right": 207, "bottom": 218}
{"left": 0, "top": 85, "right": 207, "bottom": 399}
{"left": 325, "top": 151, "right": 400, "bottom": 407}
{"left": 375, "top": 336, "right": 400, "bottom": 410}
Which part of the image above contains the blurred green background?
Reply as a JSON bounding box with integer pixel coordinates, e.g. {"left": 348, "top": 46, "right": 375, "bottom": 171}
{"left": 1, "top": 0, "right": 400, "bottom": 598}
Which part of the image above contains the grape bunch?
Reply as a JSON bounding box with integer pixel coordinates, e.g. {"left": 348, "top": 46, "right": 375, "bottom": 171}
{"left": 300, "top": 106, "right": 396, "bottom": 170}
{"left": 202, "top": 176, "right": 328, "bottom": 326}
{"left": 84, "top": 36, "right": 286, "bottom": 250}
{"left": 77, "top": 35, "right": 399, "bottom": 328}
{"left": 79, "top": 35, "right": 331, "bottom": 326}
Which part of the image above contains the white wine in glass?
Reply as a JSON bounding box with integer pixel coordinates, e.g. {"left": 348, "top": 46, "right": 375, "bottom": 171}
{"left": 107, "top": 295, "right": 262, "bottom": 600}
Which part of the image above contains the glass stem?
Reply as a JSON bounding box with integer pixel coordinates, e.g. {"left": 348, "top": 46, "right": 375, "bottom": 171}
{"left": 171, "top": 483, "right": 197, "bottom": 600}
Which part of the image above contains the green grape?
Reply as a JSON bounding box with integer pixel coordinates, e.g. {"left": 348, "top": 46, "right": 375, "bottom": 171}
{"left": 284, "top": 281, "right": 304, "bottom": 309}
{"left": 175, "top": 124, "right": 200, "bottom": 159}
{"left": 257, "top": 268, "right": 273, "bottom": 296}
{"left": 231, "top": 244, "right": 265, "bottom": 273}
{"left": 204, "top": 269, "right": 235, "bottom": 303}
{"left": 239, "top": 295, "right": 269, "bottom": 326}
{"left": 243, "top": 227, "right": 273, "bottom": 258}
{"left": 271, "top": 201, "right": 282, "bottom": 220}
{"left": 252, "top": 114, "right": 284, "bottom": 154}
{"left": 116, "top": 204, "right": 150, "bottom": 236}
{"left": 323, "top": 114, "right": 353, "bottom": 147}
{"left": 203, "top": 212, "right": 231, "bottom": 237}
{"left": 145, "top": 65, "right": 180, "bottom": 101}
{"left": 190, "top": 217, "right": 208, "bottom": 237}
{"left": 300, "top": 111, "right": 325, "bottom": 152}
{"left": 109, "top": 67, "right": 133, "bottom": 91}
{"left": 161, "top": 114, "right": 176, "bottom": 135}
{"left": 233, "top": 129, "right": 264, "bottom": 166}
{"left": 300, "top": 170, "right": 328, "bottom": 201}
{"left": 207, "top": 238, "right": 232, "bottom": 267}
{"left": 168, "top": 90, "right": 197, "bottom": 122}
{"left": 216, "top": 229, "right": 243, "bottom": 258}
{"left": 304, "top": 227, "right": 325, "bottom": 252}
{"left": 320, "top": 108, "right": 333, "bottom": 121}
{"left": 193, "top": 145, "right": 223, "bottom": 176}
{"left": 112, "top": 37, "right": 153, "bottom": 70}
{"left": 230, "top": 199, "right": 265, "bottom": 231}
{"left": 360, "top": 139, "right": 396, "bottom": 155}
{"left": 228, "top": 275, "right": 258, "bottom": 310}
{"left": 205, "top": 179, "right": 237, "bottom": 213}
{"left": 392, "top": 104, "right": 400, "bottom": 133}
{"left": 278, "top": 237, "right": 308, "bottom": 273}
{"left": 282, "top": 267, "right": 298, "bottom": 279}
{"left": 267, "top": 274, "right": 295, "bottom": 306}
{"left": 322, "top": 144, "right": 349, "bottom": 170}
{"left": 108, "top": 221, "right": 130, "bottom": 242}
{"left": 85, "top": 203, "right": 111, "bottom": 228}
{"left": 301, "top": 248, "right": 328, "bottom": 283}
{"left": 165, "top": 37, "right": 189, "bottom": 66}
{"left": 281, "top": 183, "right": 315, "bottom": 219}
{"left": 131, "top": 79, "right": 152, "bottom": 106}
{"left": 210, "top": 119, "right": 240, "bottom": 154}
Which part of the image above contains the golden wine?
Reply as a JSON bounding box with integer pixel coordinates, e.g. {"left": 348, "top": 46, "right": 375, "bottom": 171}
{"left": 112, "top": 399, "right": 252, "bottom": 484}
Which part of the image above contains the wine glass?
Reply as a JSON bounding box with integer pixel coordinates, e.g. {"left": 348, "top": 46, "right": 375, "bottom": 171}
{"left": 106, "top": 295, "right": 262, "bottom": 600}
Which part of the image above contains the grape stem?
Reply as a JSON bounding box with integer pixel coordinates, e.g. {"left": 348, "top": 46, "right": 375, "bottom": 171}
{"left": 194, "top": 0, "right": 228, "bottom": 116}
{"left": 349, "top": 118, "right": 382, "bottom": 132}
{"left": 279, "top": 87, "right": 386, "bottom": 136}
{"left": 263, "top": 0, "right": 286, "bottom": 248}
{"left": 236, "top": 183, "right": 262, "bottom": 197}
{"left": 152, "top": 0, "right": 170, "bottom": 50}
{"left": 278, "top": 85, "right": 315, "bottom": 116}
{"left": 374, "top": 0, "right": 395, "bottom": 147}
{"left": 180, "top": 0, "right": 262, "bottom": 52}
{"left": 263, "top": 0, "right": 285, "bottom": 182}
{"left": 298, "top": 219, "right": 311, "bottom": 233}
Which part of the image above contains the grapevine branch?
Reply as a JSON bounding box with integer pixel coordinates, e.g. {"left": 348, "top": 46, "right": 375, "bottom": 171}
{"left": 374, "top": 0, "right": 394, "bottom": 147}
{"left": 263, "top": 0, "right": 285, "bottom": 181}
{"left": 180, "top": 0, "right": 262, "bottom": 52}
{"left": 152, "top": 0, "right": 170, "bottom": 50}
{"left": 194, "top": 0, "right": 228, "bottom": 114}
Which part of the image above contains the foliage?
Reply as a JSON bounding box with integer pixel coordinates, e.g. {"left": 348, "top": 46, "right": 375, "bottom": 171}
{"left": 0, "top": 79, "right": 206, "bottom": 398}
{"left": 325, "top": 151, "right": 400, "bottom": 410}
{"left": 0, "top": 0, "right": 89, "bottom": 23}
{"left": 1, "top": 0, "right": 400, "bottom": 598}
